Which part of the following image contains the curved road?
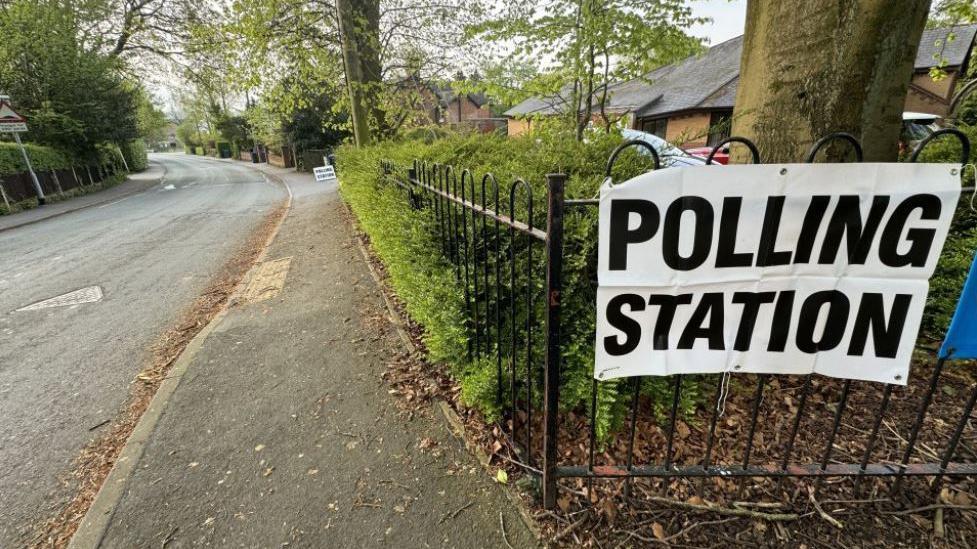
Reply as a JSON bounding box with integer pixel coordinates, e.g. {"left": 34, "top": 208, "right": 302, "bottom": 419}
{"left": 0, "top": 154, "right": 286, "bottom": 546}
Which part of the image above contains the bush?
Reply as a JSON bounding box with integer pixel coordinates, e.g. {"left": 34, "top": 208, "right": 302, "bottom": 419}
{"left": 914, "top": 123, "right": 977, "bottom": 342}
{"left": 120, "top": 140, "right": 148, "bottom": 172}
{"left": 337, "top": 127, "right": 697, "bottom": 439}
{"left": 339, "top": 123, "right": 977, "bottom": 435}
{"left": 0, "top": 141, "right": 71, "bottom": 175}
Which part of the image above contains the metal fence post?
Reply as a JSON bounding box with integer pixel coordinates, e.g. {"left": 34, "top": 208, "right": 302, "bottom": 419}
{"left": 0, "top": 178, "right": 9, "bottom": 211}
{"left": 50, "top": 170, "right": 63, "bottom": 195}
{"left": 543, "top": 173, "right": 566, "bottom": 509}
{"left": 407, "top": 166, "right": 418, "bottom": 208}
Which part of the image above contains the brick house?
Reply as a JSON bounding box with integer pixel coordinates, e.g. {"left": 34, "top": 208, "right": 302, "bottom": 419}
{"left": 505, "top": 24, "right": 977, "bottom": 147}
{"left": 436, "top": 89, "right": 492, "bottom": 123}
{"left": 393, "top": 77, "right": 502, "bottom": 132}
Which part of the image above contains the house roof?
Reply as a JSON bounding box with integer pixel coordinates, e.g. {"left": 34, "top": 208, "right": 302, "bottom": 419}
{"left": 505, "top": 23, "right": 977, "bottom": 120}
{"left": 915, "top": 24, "right": 977, "bottom": 70}
{"left": 632, "top": 36, "right": 742, "bottom": 118}
{"left": 435, "top": 87, "right": 489, "bottom": 108}
{"left": 502, "top": 87, "right": 572, "bottom": 117}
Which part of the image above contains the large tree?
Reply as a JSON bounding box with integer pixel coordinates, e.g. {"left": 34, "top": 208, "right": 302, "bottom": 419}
{"left": 468, "top": 0, "right": 704, "bottom": 141}
{"left": 731, "top": 0, "right": 932, "bottom": 162}
{"left": 0, "top": 0, "right": 143, "bottom": 155}
{"left": 189, "top": 0, "right": 470, "bottom": 146}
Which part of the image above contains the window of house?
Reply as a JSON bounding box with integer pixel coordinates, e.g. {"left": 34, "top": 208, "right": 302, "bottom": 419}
{"left": 707, "top": 111, "right": 733, "bottom": 147}
{"left": 640, "top": 118, "right": 668, "bottom": 138}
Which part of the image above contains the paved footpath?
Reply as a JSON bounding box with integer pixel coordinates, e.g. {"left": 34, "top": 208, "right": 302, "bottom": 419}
{"left": 75, "top": 163, "right": 536, "bottom": 548}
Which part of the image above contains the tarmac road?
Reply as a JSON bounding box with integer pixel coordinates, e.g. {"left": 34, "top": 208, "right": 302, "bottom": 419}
{"left": 0, "top": 154, "right": 286, "bottom": 546}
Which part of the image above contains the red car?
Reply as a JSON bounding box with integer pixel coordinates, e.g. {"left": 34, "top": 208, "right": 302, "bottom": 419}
{"left": 685, "top": 145, "right": 729, "bottom": 164}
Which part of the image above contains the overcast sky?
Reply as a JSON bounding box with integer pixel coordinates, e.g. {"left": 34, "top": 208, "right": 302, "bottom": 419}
{"left": 688, "top": 0, "right": 747, "bottom": 45}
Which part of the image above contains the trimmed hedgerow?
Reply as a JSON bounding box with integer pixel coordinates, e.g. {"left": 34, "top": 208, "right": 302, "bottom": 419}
{"left": 339, "top": 124, "right": 977, "bottom": 437}
{"left": 120, "top": 139, "right": 149, "bottom": 172}
{"left": 0, "top": 141, "right": 72, "bottom": 175}
{"left": 914, "top": 123, "right": 977, "bottom": 343}
{"left": 337, "top": 126, "right": 699, "bottom": 439}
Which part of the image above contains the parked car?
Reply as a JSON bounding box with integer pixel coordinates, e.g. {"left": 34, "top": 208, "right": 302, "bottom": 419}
{"left": 685, "top": 112, "right": 942, "bottom": 162}
{"left": 685, "top": 144, "right": 729, "bottom": 164}
{"left": 620, "top": 129, "right": 708, "bottom": 168}
{"left": 901, "top": 112, "right": 942, "bottom": 153}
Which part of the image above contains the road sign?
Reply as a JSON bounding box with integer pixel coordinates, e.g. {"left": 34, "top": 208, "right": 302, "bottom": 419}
{"left": 0, "top": 95, "right": 43, "bottom": 203}
{"left": 314, "top": 165, "right": 337, "bottom": 182}
{"left": 0, "top": 100, "right": 27, "bottom": 133}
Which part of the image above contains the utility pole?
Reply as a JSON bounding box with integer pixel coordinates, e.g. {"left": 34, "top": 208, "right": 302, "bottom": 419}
{"left": 0, "top": 94, "right": 45, "bottom": 205}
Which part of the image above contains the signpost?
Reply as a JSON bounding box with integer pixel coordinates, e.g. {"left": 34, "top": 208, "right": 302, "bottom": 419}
{"left": 0, "top": 95, "right": 44, "bottom": 205}
{"left": 594, "top": 163, "right": 960, "bottom": 385}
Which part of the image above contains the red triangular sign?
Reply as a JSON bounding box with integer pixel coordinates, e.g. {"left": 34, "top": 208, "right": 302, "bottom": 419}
{"left": 0, "top": 101, "right": 26, "bottom": 123}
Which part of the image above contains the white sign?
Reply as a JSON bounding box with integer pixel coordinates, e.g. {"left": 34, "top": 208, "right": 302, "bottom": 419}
{"left": 595, "top": 163, "right": 960, "bottom": 385}
{"left": 314, "top": 165, "right": 336, "bottom": 182}
{"left": 0, "top": 100, "right": 27, "bottom": 133}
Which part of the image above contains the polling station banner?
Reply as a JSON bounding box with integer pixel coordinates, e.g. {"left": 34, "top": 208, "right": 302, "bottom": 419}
{"left": 595, "top": 163, "right": 961, "bottom": 384}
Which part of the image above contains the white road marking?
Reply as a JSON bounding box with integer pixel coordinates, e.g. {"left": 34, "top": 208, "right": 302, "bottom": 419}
{"left": 16, "top": 286, "right": 103, "bottom": 312}
{"left": 97, "top": 195, "right": 138, "bottom": 209}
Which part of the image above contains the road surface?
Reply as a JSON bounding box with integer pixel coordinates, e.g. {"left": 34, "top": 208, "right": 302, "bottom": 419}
{"left": 0, "top": 154, "right": 286, "bottom": 546}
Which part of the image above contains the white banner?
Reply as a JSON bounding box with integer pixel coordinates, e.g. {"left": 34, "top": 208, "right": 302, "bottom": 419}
{"left": 314, "top": 165, "right": 336, "bottom": 181}
{"left": 595, "top": 163, "right": 960, "bottom": 384}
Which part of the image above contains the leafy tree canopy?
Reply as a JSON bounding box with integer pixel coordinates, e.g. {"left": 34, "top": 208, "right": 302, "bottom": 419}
{"left": 465, "top": 0, "right": 705, "bottom": 139}
{"left": 0, "top": 0, "right": 165, "bottom": 157}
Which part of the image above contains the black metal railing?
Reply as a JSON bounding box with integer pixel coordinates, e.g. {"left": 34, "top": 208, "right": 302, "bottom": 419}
{"left": 378, "top": 129, "right": 977, "bottom": 510}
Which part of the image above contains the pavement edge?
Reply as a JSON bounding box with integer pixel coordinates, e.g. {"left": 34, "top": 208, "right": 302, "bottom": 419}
{"left": 67, "top": 165, "right": 293, "bottom": 549}
{"left": 346, "top": 201, "right": 545, "bottom": 544}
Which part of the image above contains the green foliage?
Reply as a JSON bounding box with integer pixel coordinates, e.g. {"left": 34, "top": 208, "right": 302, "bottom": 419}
{"left": 95, "top": 142, "right": 125, "bottom": 172}
{"left": 465, "top": 0, "right": 705, "bottom": 137}
{"left": 930, "top": 0, "right": 977, "bottom": 27}
{"left": 120, "top": 140, "right": 149, "bottom": 172}
{"left": 0, "top": 142, "right": 71, "bottom": 175}
{"left": 176, "top": 118, "right": 204, "bottom": 148}
{"left": 914, "top": 122, "right": 977, "bottom": 341}
{"left": 135, "top": 91, "right": 169, "bottom": 145}
{"left": 338, "top": 127, "right": 677, "bottom": 438}
{"left": 215, "top": 114, "right": 252, "bottom": 149}
{"left": 459, "top": 357, "right": 505, "bottom": 423}
{"left": 0, "top": 0, "right": 140, "bottom": 156}
{"left": 339, "top": 121, "right": 977, "bottom": 437}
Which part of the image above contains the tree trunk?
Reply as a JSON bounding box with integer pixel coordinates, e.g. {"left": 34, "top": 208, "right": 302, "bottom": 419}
{"left": 731, "top": 0, "right": 931, "bottom": 163}
{"left": 336, "top": 0, "right": 373, "bottom": 146}
{"left": 577, "top": 44, "right": 596, "bottom": 141}
{"left": 358, "top": 1, "right": 386, "bottom": 136}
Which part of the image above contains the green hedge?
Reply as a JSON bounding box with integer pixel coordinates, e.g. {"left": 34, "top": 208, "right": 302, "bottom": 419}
{"left": 120, "top": 140, "right": 148, "bottom": 172}
{"left": 339, "top": 125, "right": 977, "bottom": 437}
{"left": 914, "top": 123, "right": 977, "bottom": 342}
{"left": 338, "top": 128, "right": 694, "bottom": 437}
{"left": 0, "top": 140, "right": 149, "bottom": 179}
{"left": 0, "top": 141, "right": 72, "bottom": 176}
